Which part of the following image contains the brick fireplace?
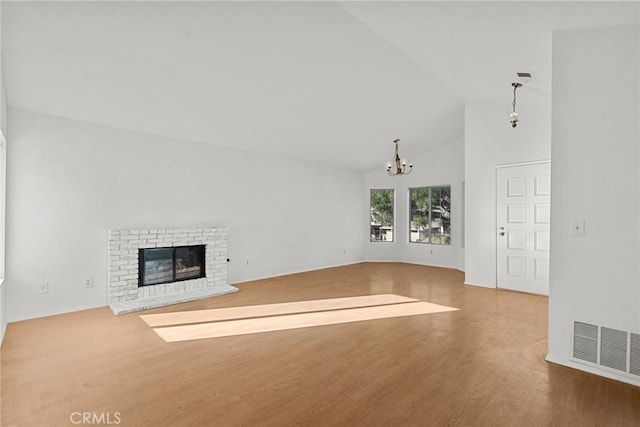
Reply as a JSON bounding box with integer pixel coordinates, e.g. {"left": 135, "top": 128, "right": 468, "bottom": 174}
{"left": 107, "top": 227, "right": 238, "bottom": 314}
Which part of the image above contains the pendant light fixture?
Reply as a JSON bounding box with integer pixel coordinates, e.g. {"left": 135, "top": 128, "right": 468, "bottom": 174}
{"left": 386, "top": 139, "right": 413, "bottom": 176}
{"left": 510, "top": 82, "right": 523, "bottom": 128}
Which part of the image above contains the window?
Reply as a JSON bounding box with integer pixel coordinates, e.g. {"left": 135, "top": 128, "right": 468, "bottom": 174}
{"left": 370, "top": 189, "right": 394, "bottom": 242}
{"left": 409, "top": 186, "right": 451, "bottom": 245}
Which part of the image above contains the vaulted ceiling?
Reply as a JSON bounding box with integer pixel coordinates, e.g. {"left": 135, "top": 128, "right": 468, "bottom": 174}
{"left": 2, "top": 1, "right": 638, "bottom": 171}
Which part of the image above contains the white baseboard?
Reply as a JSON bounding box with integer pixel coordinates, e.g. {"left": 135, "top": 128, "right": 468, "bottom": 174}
{"left": 232, "top": 260, "right": 365, "bottom": 286}
{"left": 464, "top": 280, "right": 496, "bottom": 289}
{"left": 363, "top": 259, "right": 402, "bottom": 263}
{"left": 8, "top": 302, "right": 107, "bottom": 323}
{"left": 276, "top": 260, "right": 365, "bottom": 277}
{"left": 233, "top": 260, "right": 463, "bottom": 287}
{"left": 399, "top": 260, "right": 460, "bottom": 270}
{"left": 545, "top": 353, "right": 640, "bottom": 387}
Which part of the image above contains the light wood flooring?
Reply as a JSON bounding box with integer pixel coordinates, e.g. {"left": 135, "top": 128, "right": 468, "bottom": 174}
{"left": 2, "top": 263, "right": 639, "bottom": 426}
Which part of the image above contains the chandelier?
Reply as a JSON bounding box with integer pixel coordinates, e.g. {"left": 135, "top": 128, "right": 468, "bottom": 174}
{"left": 510, "top": 82, "right": 523, "bottom": 128}
{"left": 386, "top": 139, "right": 413, "bottom": 176}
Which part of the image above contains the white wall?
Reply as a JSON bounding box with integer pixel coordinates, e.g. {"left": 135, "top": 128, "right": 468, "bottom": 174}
{"left": 6, "top": 109, "right": 364, "bottom": 321}
{"left": 0, "top": 0, "right": 7, "bottom": 344}
{"left": 0, "top": 0, "right": 4, "bottom": 136}
{"left": 464, "top": 93, "right": 551, "bottom": 288}
{"left": 364, "top": 136, "right": 465, "bottom": 270}
{"left": 0, "top": 132, "right": 5, "bottom": 343}
{"left": 547, "top": 25, "right": 639, "bottom": 385}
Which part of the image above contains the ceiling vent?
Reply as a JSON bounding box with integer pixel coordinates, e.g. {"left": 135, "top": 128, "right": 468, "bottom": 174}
{"left": 516, "top": 72, "right": 536, "bottom": 84}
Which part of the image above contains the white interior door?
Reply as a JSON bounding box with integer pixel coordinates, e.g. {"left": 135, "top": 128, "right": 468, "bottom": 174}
{"left": 496, "top": 162, "right": 551, "bottom": 295}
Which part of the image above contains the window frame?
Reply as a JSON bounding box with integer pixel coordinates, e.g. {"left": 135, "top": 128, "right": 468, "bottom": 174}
{"left": 369, "top": 188, "right": 395, "bottom": 243}
{"left": 408, "top": 185, "right": 451, "bottom": 245}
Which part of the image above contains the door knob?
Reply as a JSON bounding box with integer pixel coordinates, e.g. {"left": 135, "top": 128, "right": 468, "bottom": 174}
{"left": 499, "top": 231, "right": 505, "bottom": 237}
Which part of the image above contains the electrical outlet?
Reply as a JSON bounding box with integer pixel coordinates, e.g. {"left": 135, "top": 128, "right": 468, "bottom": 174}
{"left": 39, "top": 283, "right": 49, "bottom": 294}
{"left": 84, "top": 277, "right": 94, "bottom": 288}
{"left": 245, "top": 260, "right": 249, "bottom": 266}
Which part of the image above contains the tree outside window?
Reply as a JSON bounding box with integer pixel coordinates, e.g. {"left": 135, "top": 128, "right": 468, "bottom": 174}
{"left": 409, "top": 186, "right": 451, "bottom": 245}
{"left": 370, "top": 189, "right": 394, "bottom": 242}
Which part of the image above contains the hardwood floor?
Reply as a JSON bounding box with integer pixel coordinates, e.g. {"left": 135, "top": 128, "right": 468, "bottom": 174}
{"left": 2, "top": 263, "right": 639, "bottom": 426}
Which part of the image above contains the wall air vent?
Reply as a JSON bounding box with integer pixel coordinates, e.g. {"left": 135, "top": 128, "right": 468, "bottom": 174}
{"left": 573, "top": 321, "right": 640, "bottom": 378}
{"left": 516, "top": 72, "right": 535, "bottom": 84}
{"left": 573, "top": 321, "right": 598, "bottom": 363}
{"left": 600, "top": 327, "right": 628, "bottom": 372}
{"left": 630, "top": 333, "right": 640, "bottom": 376}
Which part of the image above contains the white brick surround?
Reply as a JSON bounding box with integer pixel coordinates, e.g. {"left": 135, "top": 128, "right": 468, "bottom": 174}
{"left": 107, "top": 227, "right": 236, "bottom": 313}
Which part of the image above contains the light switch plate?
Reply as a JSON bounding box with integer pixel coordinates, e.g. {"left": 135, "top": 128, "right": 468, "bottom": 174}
{"left": 570, "top": 219, "right": 585, "bottom": 236}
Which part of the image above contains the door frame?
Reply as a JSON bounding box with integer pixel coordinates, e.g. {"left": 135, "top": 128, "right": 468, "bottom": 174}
{"left": 495, "top": 159, "right": 551, "bottom": 290}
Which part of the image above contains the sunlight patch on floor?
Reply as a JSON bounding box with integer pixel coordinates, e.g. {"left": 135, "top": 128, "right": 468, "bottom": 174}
{"left": 140, "top": 294, "right": 417, "bottom": 327}
{"left": 142, "top": 294, "right": 458, "bottom": 342}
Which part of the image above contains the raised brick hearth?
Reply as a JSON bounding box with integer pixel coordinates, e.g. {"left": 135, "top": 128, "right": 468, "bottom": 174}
{"left": 107, "top": 227, "right": 238, "bottom": 314}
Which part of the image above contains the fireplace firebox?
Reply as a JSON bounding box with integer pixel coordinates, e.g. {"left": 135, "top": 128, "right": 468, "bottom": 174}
{"left": 138, "top": 245, "right": 205, "bottom": 287}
